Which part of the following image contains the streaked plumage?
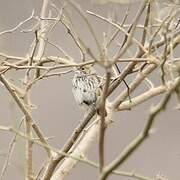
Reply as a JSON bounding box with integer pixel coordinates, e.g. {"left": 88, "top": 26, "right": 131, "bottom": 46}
{"left": 72, "top": 66, "right": 101, "bottom": 109}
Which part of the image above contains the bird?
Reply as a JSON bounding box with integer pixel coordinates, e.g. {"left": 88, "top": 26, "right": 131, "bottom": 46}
{"left": 72, "top": 65, "right": 101, "bottom": 110}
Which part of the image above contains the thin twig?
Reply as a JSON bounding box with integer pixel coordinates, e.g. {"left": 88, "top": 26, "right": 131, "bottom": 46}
{"left": 86, "top": 10, "right": 148, "bottom": 57}
{"left": 107, "top": 4, "right": 131, "bottom": 48}
{"left": 112, "top": 64, "right": 157, "bottom": 109}
{"left": 68, "top": 0, "right": 101, "bottom": 54}
{"left": 0, "top": 118, "right": 24, "bottom": 180}
{"left": 160, "top": 32, "right": 168, "bottom": 85}
{"left": 0, "top": 10, "right": 35, "bottom": 36}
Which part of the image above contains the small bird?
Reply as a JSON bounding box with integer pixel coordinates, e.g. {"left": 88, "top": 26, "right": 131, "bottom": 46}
{"left": 72, "top": 65, "right": 101, "bottom": 110}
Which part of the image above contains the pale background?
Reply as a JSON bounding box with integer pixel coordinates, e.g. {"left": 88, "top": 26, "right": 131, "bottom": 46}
{"left": 0, "top": 0, "right": 179, "bottom": 179}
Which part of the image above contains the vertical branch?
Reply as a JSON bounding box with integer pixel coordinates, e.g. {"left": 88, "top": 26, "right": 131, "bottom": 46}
{"left": 37, "top": 0, "right": 49, "bottom": 59}
{"left": 160, "top": 32, "right": 168, "bottom": 85}
{"left": 141, "top": 2, "right": 151, "bottom": 48}
{"left": 24, "top": 30, "right": 39, "bottom": 180}
{"left": 98, "top": 70, "right": 111, "bottom": 173}
{"left": 0, "top": 119, "right": 24, "bottom": 179}
{"left": 26, "top": 126, "right": 33, "bottom": 180}
{"left": 23, "top": 95, "right": 33, "bottom": 180}
{"left": 23, "top": 1, "right": 50, "bottom": 178}
{"left": 35, "top": 0, "right": 49, "bottom": 78}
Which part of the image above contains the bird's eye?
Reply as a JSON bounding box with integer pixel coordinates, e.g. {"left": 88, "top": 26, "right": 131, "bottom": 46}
{"left": 81, "top": 67, "right": 85, "bottom": 71}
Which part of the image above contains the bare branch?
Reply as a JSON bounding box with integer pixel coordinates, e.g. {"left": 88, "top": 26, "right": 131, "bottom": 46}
{"left": 0, "top": 10, "right": 35, "bottom": 36}
{"left": 98, "top": 71, "right": 111, "bottom": 172}
{"left": 99, "top": 77, "right": 180, "bottom": 180}
{"left": 0, "top": 118, "right": 24, "bottom": 179}
{"left": 0, "top": 75, "right": 51, "bottom": 156}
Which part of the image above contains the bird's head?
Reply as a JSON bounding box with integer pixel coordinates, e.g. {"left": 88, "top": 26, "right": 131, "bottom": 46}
{"left": 75, "top": 64, "right": 94, "bottom": 75}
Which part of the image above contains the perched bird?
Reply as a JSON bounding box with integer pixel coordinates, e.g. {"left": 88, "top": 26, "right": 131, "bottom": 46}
{"left": 72, "top": 65, "right": 101, "bottom": 110}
